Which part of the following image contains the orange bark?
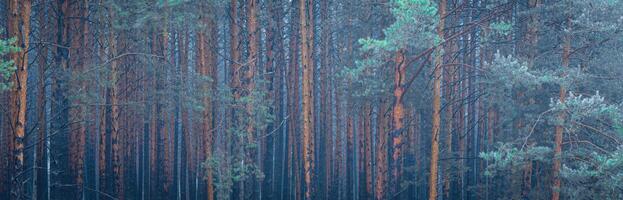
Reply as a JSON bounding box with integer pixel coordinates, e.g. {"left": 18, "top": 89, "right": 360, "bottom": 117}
{"left": 7, "top": 0, "right": 31, "bottom": 198}
{"left": 429, "top": 1, "right": 446, "bottom": 199}
{"left": 68, "top": 1, "right": 89, "bottom": 194}
{"left": 246, "top": 0, "right": 258, "bottom": 136}
{"left": 246, "top": 0, "right": 259, "bottom": 197}
{"left": 299, "top": 0, "right": 315, "bottom": 199}
{"left": 391, "top": 49, "right": 406, "bottom": 196}
{"left": 8, "top": 0, "right": 31, "bottom": 199}
{"left": 197, "top": 1, "right": 216, "bottom": 197}
{"left": 230, "top": 0, "right": 241, "bottom": 101}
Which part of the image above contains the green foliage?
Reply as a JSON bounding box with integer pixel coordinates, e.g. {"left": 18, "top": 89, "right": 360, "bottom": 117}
{"left": 484, "top": 88, "right": 623, "bottom": 198}
{"left": 550, "top": 91, "right": 620, "bottom": 124}
{"left": 482, "top": 51, "right": 556, "bottom": 116}
{"left": 203, "top": 152, "right": 234, "bottom": 200}
{"left": 0, "top": 36, "right": 20, "bottom": 91}
{"left": 489, "top": 21, "right": 512, "bottom": 36}
{"left": 337, "top": 58, "right": 389, "bottom": 99}
{"left": 347, "top": 0, "right": 439, "bottom": 99}
{"left": 485, "top": 52, "right": 543, "bottom": 90}
{"left": 573, "top": 0, "right": 623, "bottom": 32}
{"left": 481, "top": 143, "right": 552, "bottom": 177}
{"left": 360, "top": 0, "right": 438, "bottom": 52}
{"left": 547, "top": 91, "right": 622, "bottom": 137}
{"left": 561, "top": 148, "right": 623, "bottom": 199}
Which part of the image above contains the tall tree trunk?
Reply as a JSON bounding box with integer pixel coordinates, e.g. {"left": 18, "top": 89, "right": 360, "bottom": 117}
{"left": 7, "top": 0, "right": 31, "bottom": 198}
{"left": 299, "top": 0, "right": 315, "bottom": 199}
{"left": 319, "top": 0, "right": 332, "bottom": 199}
{"left": 178, "top": 26, "right": 190, "bottom": 200}
{"left": 429, "top": 0, "right": 446, "bottom": 199}
{"left": 263, "top": 0, "right": 276, "bottom": 198}
{"left": 35, "top": 1, "right": 50, "bottom": 198}
{"left": 375, "top": 102, "right": 388, "bottom": 200}
{"left": 107, "top": 8, "right": 124, "bottom": 199}
{"left": 390, "top": 49, "right": 406, "bottom": 197}
{"left": 228, "top": 0, "right": 242, "bottom": 198}
{"left": 551, "top": 17, "right": 571, "bottom": 200}
{"left": 246, "top": 0, "right": 259, "bottom": 198}
{"left": 363, "top": 105, "right": 373, "bottom": 199}
{"left": 148, "top": 28, "right": 158, "bottom": 200}
{"left": 69, "top": 1, "right": 89, "bottom": 197}
{"left": 286, "top": 1, "right": 300, "bottom": 197}
{"left": 197, "top": 1, "right": 216, "bottom": 198}
{"left": 442, "top": 64, "right": 454, "bottom": 200}
{"left": 229, "top": 0, "right": 241, "bottom": 107}
{"left": 442, "top": 38, "right": 456, "bottom": 200}
{"left": 346, "top": 115, "right": 354, "bottom": 200}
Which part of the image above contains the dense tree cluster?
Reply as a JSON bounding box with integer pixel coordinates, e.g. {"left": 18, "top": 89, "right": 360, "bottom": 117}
{"left": 1, "top": 0, "right": 623, "bottom": 200}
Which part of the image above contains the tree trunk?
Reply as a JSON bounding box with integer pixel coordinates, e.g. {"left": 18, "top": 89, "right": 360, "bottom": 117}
{"left": 286, "top": 1, "right": 300, "bottom": 197}
{"left": 7, "top": 0, "right": 31, "bottom": 198}
{"left": 197, "top": 1, "right": 217, "bottom": 198}
{"left": 246, "top": 0, "right": 259, "bottom": 198}
{"left": 429, "top": 0, "right": 446, "bottom": 199}
{"left": 69, "top": 1, "right": 89, "bottom": 197}
{"left": 107, "top": 8, "right": 124, "bottom": 199}
{"left": 299, "top": 0, "right": 315, "bottom": 199}
{"left": 442, "top": 38, "right": 456, "bottom": 200}
{"left": 35, "top": 1, "right": 50, "bottom": 198}
{"left": 375, "top": 102, "right": 388, "bottom": 200}
{"left": 346, "top": 115, "right": 354, "bottom": 199}
{"left": 551, "top": 17, "right": 571, "bottom": 200}
{"left": 364, "top": 105, "right": 373, "bottom": 199}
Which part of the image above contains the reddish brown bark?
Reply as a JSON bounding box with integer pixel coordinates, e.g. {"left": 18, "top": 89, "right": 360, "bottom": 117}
{"left": 286, "top": 2, "right": 300, "bottom": 197}
{"left": 391, "top": 49, "right": 406, "bottom": 196}
{"left": 197, "top": 1, "right": 217, "bottom": 197}
{"left": 347, "top": 115, "right": 354, "bottom": 198}
{"left": 429, "top": 1, "right": 446, "bottom": 199}
{"left": 320, "top": 0, "right": 332, "bottom": 198}
{"left": 299, "top": 0, "right": 315, "bottom": 199}
{"left": 246, "top": 0, "right": 259, "bottom": 197}
{"left": 107, "top": 8, "right": 124, "bottom": 198}
{"left": 375, "top": 102, "right": 388, "bottom": 200}
{"left": 68, "top": 1, "right": 89, "bottom": 195}
{"left": 149, "top": 29, "right": 159, "bottom": 198}
{"left": 7, "top": 0, "right": 31, "bottom": 198}
{"left": 230, "top": 0, "right": 241, "bottom": 102}
{"left": 363, "top": 105, "right": 373, "bottom": 198}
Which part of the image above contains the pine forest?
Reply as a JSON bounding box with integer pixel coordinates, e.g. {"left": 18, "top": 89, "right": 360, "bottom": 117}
{"left": 1, "top": 0, "right": 623, "bottom": 199}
